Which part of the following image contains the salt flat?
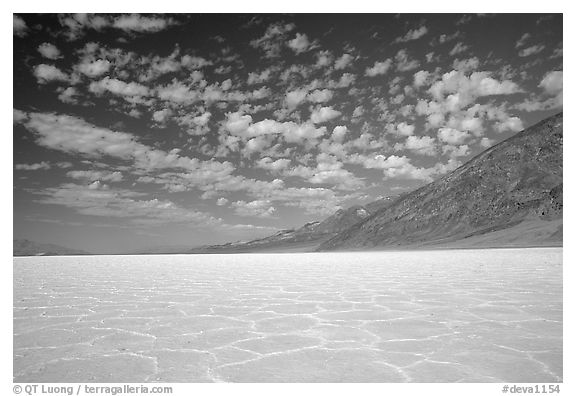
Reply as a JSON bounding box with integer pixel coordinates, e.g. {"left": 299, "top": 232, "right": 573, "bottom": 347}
{"left": 13, "top": 248, "right": 562, "bottom": 383}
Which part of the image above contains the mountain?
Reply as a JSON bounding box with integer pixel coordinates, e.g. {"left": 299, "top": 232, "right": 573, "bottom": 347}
{"left": 13, "top": 239, "right": 90, "bottom": 256}
{"left": 188, "top": 196, "right": 398, "bottom": 254}
{"left": 318, "top": 112, "right": 563, "bottom": 251}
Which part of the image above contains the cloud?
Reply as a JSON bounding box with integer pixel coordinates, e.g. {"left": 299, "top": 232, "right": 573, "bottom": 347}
{"left": 395, "top": 49, "right": 420, "bottom": 72}
{"left": 216, "top": 197, "right": 229, "bottom": 206}
{"left": 395, "top": 122, "right": 415, "bottom": 136}
{"left": 539, "top": 71, "right": 562, "bottom": 96}
{"left": 285, "top": 89, "right": 309, "bottom": 109}
{"left": 17, "top": 111, "right": 238, "bottom": 183}
{"left": 285, "top": 157, "right": 364, "bottom": 191}
{"left": 58, "top": 14, "right": 177, "bottom": 40}
{"left": 307, "top": 89, "right": 333, "bottom": 103}
{"left": 315, "top": 50, "right": 333, "bottom": 67}
{"left": 437, "top": 127, "right": 469, "bottom": 145}
{"left": 401, "top": 135, "right": 437, "bottom": 156}
{"left": 15, "top": 162, "right": 51, "bottom": 171}
{"left": 33, "top": 64, "right": 70, "bottom": 84}
{"left": 449, "top": 42, "right": 470, "bottom": 56}
{"left": 493, "top": 117, "right": 523, "bottom": 133}
{"left": 452, "top": 57, "right": 480, "bottom": 73}
{"left": 13, "top": 15, "right": 28, "bottom": 37}
{"left": 515, "top": 33, "right": 531, "bottom": 48}
{"left": 112, "top": 14, "right": 176, "bottom": 33}
{"left": 232, "top": 200, "right": 276, "bottom": 218}
{"left": 77, "top": 59, "right": 111, "bottom": 77}
{"left": 66, "top": 170, "right": 124, "bottom": 182}
{"left": 181, "top": 55, "right": 212, "bottom": 70}
{"left": 331, "top": 126, "right": 348, "bottom": 143}
{"left": 256, "top": 157, "right": 292, "bottom": 173}
{"left": 250, "top": 22, "right": 295, "bottom": 58}
{"left": 395, "top": 26, "right": 428, "bottom": 43}
{"left": 329, "top": 73, "right": 356, "bottom": 89}
{"left": 288, "top": 33, "right": 311, "bottom": 54}
{"left": 334, "top": 54, "right": 354, "bottom": 70}
{"left": 89, "top": 77, "right": 150, "bottom": 99}
{"left": 57, "top": 87, "right": 80, "bottom": 104}
{"left": 413, "top": 70, "right": 431, "bottom": 88}
{"left": 247, "top": 69, "right": 272, "bottom": 85}
{"left": 37, "top": 183, "right": 220, "bottom": 226}
{"left": 365, "top": 59, "right": 392, "bottom": 77}
{"left": 442, "top": 144, "right": 470, "bottom": 158}
{"left": 310, "top": 106, "right": 341, "bottom": 124}
{"left": 428, "top": 70, "right": 522, "bottom": 107}
{"left": 156, "top": 80, "right": 199, "bottom": 104}
{"left": 13, "top": 109, "right": 28, "bottom": 123}
{"left": 38, "top": 43, "right": 61, "bottom": 59}
{"left": 519, "top": 44, "right": 545, "bottom": 57}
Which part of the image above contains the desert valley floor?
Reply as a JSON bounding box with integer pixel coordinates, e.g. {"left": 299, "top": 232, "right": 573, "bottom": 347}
{"left": 13, "top": 248, "right": 562, "bottom": 383}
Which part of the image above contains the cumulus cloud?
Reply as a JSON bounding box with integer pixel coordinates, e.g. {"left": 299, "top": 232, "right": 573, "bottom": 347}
{"left": 452, "top": 57, "right": 480, "bottom": 73}
{"left": 247, "top": 69, "right": 272, "bottom": 85}
{"left": 112, "top": 14, "right": 176, "bottom": 33}
{"left": 89, "top": 77, "right": 150, "bottom": 99}
{"left": 413, "top": 70, "right": 431, "bottom": 88}
{"left": 428, "top": 70, "right": 522, "bottom": 106}
{"left": 285, "top": 158, "right": 364, "bottom": 191}
{"left": 38, "top": 43, "right": 61, "bottom": 59}
{"left": 515, "top": 33, "right": 531, "bottom": 48}
{"left": 288, "top": 33, "right": 312, "bottom": 54}
{"left": 331, "top": 126, "right": 348, "bottom": 143}
{"left": 250, "top": 22, "right": 295, "bottom": 58}
{"left": 365, "top": 59, "right": 392, "bottom": 77}
{"left": 395, "top": 49, "right": 420, "bottom": 72}
{"left": 307, "top": 89, "right": 333, "bottom": 103}
{"left": 493, "top": 116, "right": 523, "bottom": 133}
{"left": 232, "top": 200, "right": 276, "bottom": 218}
{"left": 66, "top": 170, "right": 124, "bottom": 182}
{"left": 539, "top": 71, "right": 563, "bottom": 96}
{"left": 58, "top": 14, "right": 177, "bottom": 40}
{"left": 395, "top": 26, "right": 428, "bottom": 43}
{"left": 442, "top": 144, "right": 470, "bottom": 158}
{"left": 310, "top": 106, "right": 341, "bottom": 124}
{"left": 449, "top": 42, "right": 470, "bottom": 56}
{"left": 437, "top": 127, "right": 469, "bottom": 145}
{"left": 77, "top": 59, "right": 111, "bottom": 77}
{"left": 334, "top": 53, "right": 354, "bottom": 70}
{"left": 256, "top": 157, "right": 291, "bottom": 173}
{"left": 15, "top": 162, "right": 51, "bottom": 171}
{"left": 14, "top": 15, "right": 28, "bottom": 37}
{"left": 395, "top": 122, "right": 415, "bottom": 136}
{"left": 57, "top": 87, "right": 80, "bottom": 104}
{"left": 401, "top": 135, "right": 437, "bottom": 156}
{"left": 33, "top": 64, "right": 70, "bottom": 84}
{"left": 285, "top": 89, "right": 309, "bottom": 109}
{"left": 519, "top": 44, "right": 545, "bottom": 57}
{"left": 156, "top": 81, "right": 199, "bottom": 104}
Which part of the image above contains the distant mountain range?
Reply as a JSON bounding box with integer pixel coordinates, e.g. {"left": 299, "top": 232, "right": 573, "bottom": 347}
{"left": 189, "top": 112, "right": 563, "bottom": 254}
{"left": 13, "top": 239, "right": 90, "bottom": 256}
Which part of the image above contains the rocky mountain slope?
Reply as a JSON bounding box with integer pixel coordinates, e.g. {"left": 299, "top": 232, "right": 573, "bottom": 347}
{"left": 13, "top": 239, "right": 90, "bottom": 256}
{"left": 319, "top": 112, "right": 563, "bottom": 251}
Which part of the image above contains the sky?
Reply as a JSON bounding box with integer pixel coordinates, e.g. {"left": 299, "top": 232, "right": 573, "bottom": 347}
{"left": 13, "top": 13, "right": 563, "bottom": 254}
